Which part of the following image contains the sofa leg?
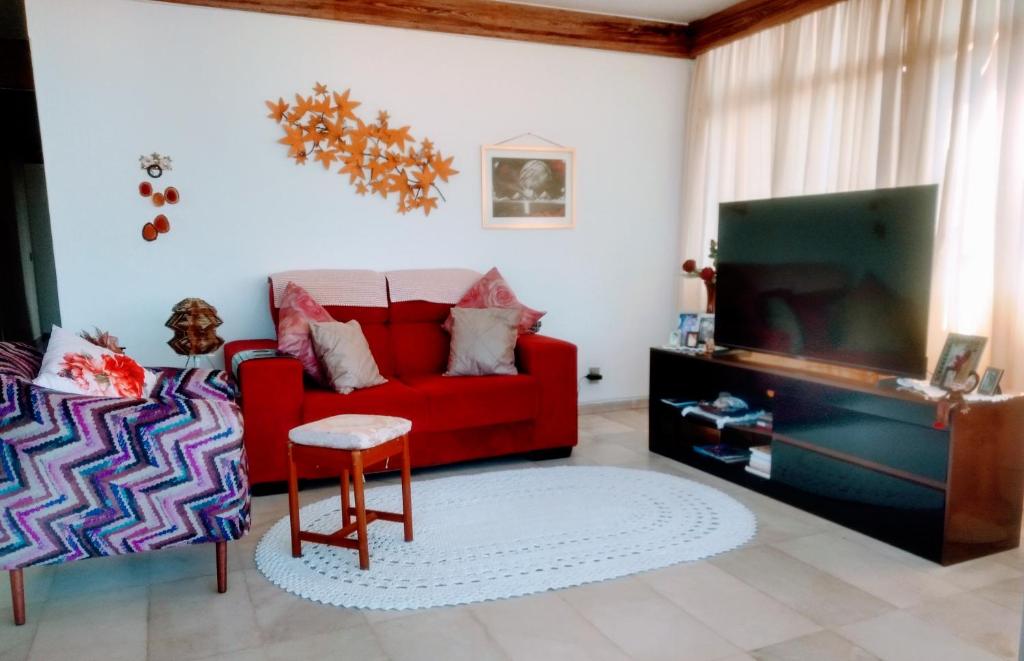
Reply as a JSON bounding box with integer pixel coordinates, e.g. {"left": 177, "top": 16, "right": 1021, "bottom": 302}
{"left": 10, "top": 569, "right": 25, "bottom": 626}
{"left": 216, "top": 541, "right": 227, "bottom": 593}
{"left": 526, "top": 446, "right": 573, "bottom": 461}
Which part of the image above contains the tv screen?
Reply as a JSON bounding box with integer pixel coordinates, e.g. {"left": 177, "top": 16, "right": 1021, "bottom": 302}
{"left": 715, "top": 185, "right": 937, "bottom": 377}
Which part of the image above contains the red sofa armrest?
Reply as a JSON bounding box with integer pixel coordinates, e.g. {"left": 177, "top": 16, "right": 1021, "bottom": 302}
{"left": 224, "top": 339, "right": 304, "bottom": 485}
{"left": 516, "top": 334, "right": 578, "bottom": 447}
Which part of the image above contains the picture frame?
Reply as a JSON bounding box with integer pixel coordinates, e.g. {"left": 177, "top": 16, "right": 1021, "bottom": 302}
{"left": 481, "top": 145, "right": 576, "bottom": 229}
{"left": 977, "top": 367, "right": 1004, "bottom": 396}
{"left": 678, "top": 313, "right": 700, "bottom": 337}
{"left": 684, "top": 331, "right": 700, "bottom": 349}
{"left": 697, "top": 314, "right": 715, "bottom": 346}
{"left": 931, "top": 333, "right": 987, "bottom": 389}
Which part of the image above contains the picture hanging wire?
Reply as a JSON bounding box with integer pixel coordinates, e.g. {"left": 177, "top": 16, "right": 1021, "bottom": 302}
{"left": 493, "top": 132, "right": 566, "bottom": 148}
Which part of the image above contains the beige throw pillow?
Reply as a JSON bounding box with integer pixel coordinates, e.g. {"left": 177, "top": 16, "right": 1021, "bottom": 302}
{"left": 310, "top": 320, "right": 387, "bottom": 394}
{"left": 445, "top": 308, "right": 520, "bottom": 376}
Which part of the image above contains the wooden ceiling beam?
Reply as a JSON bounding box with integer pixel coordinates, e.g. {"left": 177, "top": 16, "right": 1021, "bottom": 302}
{"left": 151, "top": 0, "right": 848, "bottom": 60}
{"left": 686, "top": 0, "right": 846, "bottom": 57}
{"left": 153, "top": 0, "right": 691, "bottom": 58}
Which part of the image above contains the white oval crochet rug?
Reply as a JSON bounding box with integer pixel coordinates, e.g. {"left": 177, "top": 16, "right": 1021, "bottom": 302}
{"left": 255, "top": 466, "right": 756, "bottom": 610}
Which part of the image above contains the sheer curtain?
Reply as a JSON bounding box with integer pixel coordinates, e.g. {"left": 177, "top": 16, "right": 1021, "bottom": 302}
{"left": 680, "top": 0, "right": 1024, "bottom": 388}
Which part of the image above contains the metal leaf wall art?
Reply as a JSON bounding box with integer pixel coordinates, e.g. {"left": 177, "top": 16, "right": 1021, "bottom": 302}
{"left": 266, "top": 83, "right": 458, "bottom": 216}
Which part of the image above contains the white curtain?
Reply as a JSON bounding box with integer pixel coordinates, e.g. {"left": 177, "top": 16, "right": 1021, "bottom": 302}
{"left": 680, "top": 0, "right": 1024, "bottom": 389}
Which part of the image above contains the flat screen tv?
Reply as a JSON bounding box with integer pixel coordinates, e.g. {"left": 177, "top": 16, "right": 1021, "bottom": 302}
{"left": 715, "top": 185, "right": 938, "bottom": 377}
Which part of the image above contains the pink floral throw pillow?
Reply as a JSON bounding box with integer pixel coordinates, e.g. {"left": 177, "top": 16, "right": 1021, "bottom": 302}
{"left": 34, "top": 325, "right": 155, "bottom": 399}
{"left": 277, "top": 281, "right": 334, "bottom": 383}
{"left": 444, "top": 267, "right": 545, "bottom": 334}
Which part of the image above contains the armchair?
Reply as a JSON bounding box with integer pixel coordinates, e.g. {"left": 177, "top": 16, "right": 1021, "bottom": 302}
{"left": 0, "top": 342, "right": 250, "bottom": 625}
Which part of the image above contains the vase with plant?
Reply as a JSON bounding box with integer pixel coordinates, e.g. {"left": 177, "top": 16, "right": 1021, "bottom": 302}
{"left": 682, "top": 240, "right": 718, "bottom": 313}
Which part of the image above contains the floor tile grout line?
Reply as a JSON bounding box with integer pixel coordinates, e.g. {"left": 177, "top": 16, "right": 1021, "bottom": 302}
{"left": 638, "top": 563, "right": 824, "bottom": 652}
{"left": 767, "top": 530, "right": 967, "bottom": 606}
{"left": 827, "top": 607, "right": 1014, "bottom": 661}
{"left": 464, "top": 606, "right": 515, "bottom": 661}
{"left": 551, "top": 587, "right": 653, "bottom": 659}
{"left": 706, "top": 545, "right": 899, "bottom": 629}
{"left": 968, "top": 582, "right": 1024, "bottom": 612}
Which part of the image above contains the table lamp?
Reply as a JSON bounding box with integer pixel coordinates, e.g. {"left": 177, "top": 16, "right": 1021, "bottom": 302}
{"left": 166, "top": 298, "right": 224, "bottom": 367}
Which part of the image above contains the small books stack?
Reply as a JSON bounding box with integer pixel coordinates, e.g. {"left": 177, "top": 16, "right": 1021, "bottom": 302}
{"left": 745, "top": 445, "right": 772, "bottom": 479}
{"left": 693, "top": 444, "right": 751, "bottom": 464}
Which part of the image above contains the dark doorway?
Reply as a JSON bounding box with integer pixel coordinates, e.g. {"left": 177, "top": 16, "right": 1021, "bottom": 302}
{"left": 0, "top": 0, "right": 59, "bottom": 344}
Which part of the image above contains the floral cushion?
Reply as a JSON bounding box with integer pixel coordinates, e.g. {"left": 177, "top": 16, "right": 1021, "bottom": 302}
{"left": 33, "top": 326, "right": 155, "bottom": 399}
{"left": 277, "top": 281, "right": 333, "bottom": 384}
{"left": 443, "top": 267, "right": 545, "bottom": 335}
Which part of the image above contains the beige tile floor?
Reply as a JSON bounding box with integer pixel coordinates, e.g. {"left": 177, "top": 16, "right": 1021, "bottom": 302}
{"left": 3, "top": 408, "right": 1023, "bottom": 660}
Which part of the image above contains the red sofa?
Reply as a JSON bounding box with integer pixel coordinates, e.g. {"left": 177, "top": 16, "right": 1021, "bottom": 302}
{"left": 224, "top": 269, "right": 578, "bottom": 487}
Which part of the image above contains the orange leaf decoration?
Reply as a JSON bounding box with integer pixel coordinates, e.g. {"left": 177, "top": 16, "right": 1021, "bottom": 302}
{"left": 431, "top": 154, "right": 459, "bottom": 183}
{"left": 265, "top": 97, "right": 289, "bottom": 122}
{"left": 266, "top": 83, "right": 457, "bottom": 217}
{"left": 332, "top": 90, "right": 361, "bottom": 122}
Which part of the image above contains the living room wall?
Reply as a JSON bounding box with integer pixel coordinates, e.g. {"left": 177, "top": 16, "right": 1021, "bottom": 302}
{"left": 24, "top": 0, "right": 691, "bottom": 405}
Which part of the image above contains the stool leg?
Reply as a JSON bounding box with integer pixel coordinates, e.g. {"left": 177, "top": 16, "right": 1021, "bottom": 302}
{"left": 401, "top": 435, "right": 414, "bottom": 542}
{"left": 352, "top": 452, "right": 370, "bottom": 570}
{"left": 10, "top": 569, "right": 25, "bottom": 626}
{"left": 340, "top": 468, "right": 351, "bottom": 527}
{"left": 287, "top": 444, "right": 302, "bottom": 558}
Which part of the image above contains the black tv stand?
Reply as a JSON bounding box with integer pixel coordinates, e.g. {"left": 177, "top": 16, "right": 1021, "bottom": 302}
{"left": 649, "top": 347, "right": 1024, "bottom": 565}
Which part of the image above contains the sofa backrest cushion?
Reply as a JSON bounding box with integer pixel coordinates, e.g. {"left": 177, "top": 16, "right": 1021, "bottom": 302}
{"left": 266, "top": 268, "right": 484, "bottom": 379}
{"left": 385, "top": 269, "right": 480, "bottom": 377}
{"left": 389, "top": 301, "right": 454, "bottom": 376}
{"left": 268, "top": 270, "right": 394, "bottom": 377}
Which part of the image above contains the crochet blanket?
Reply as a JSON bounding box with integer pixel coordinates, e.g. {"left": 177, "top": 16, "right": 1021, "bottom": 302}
{"left": 0, "top": 342, "right": 249, "bottom": 570}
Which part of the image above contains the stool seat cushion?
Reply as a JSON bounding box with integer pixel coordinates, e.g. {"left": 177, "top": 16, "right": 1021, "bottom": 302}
{"left": 289, "top": 414, "right": 412, "bottom": 450}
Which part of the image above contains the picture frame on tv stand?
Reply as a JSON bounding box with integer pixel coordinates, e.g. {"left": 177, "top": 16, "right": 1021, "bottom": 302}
{"left": 931, "top": 333, "right": 987, "bottom": 389}
{"left": 977, "top": 367, "right": 1004, "bottom": 396}
{"left": 697, "top": 314, "right": 715, "bottom": 346}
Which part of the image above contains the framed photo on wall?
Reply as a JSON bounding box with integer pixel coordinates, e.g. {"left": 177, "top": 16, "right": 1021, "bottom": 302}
{"left": 481, "top": 145, "right": 575, "bottom": 229}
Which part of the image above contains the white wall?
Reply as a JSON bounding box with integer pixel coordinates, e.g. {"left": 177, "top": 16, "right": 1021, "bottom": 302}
{"left": 25, "top": 0, "right": 691, "bottom": 404}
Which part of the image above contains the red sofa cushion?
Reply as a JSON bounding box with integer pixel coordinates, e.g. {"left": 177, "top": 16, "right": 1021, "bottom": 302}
{"left": 302, "top": 380, "right": 427, "bottom": 428}
{"left": 401, "top": 374, "right": 539, "bottom": 432}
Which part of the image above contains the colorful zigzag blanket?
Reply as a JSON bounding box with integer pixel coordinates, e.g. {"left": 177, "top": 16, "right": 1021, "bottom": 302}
{"left": 0, "top": 342, "right": 250, "bottom": 570}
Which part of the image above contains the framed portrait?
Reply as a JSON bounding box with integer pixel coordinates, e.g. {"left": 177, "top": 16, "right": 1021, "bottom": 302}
{"left": 697, "top": 314, "right": 715, "bottom": 346}
{"left": 481, "top": 145, "right": 575, "bottom": 229}
{"left": 977, "top": 367, "right": 1004, "bottom": 396}
{"left": 684, "top": 331, "right": 700, "bottom": 349}
{"left": 931, "top": 333, "right": 987, "bottom": 389}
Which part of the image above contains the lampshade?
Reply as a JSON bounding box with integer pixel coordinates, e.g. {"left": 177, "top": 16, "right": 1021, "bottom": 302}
{"left": 166, "top": 298, "right": 224, "bottom": 356}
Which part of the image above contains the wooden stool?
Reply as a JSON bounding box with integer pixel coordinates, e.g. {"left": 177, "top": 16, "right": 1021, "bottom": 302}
{"left": 287, "top": 414, "right": 414, "bottom": 570}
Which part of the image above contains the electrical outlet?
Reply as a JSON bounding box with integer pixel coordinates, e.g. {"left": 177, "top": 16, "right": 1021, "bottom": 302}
{"left": 585, "top": 367, "right": 603, "bottom": 382}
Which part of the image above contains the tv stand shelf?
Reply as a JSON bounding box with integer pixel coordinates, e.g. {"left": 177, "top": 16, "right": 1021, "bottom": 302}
{"left": 649, "top": 348, "right": 1024, "bottom": 564}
